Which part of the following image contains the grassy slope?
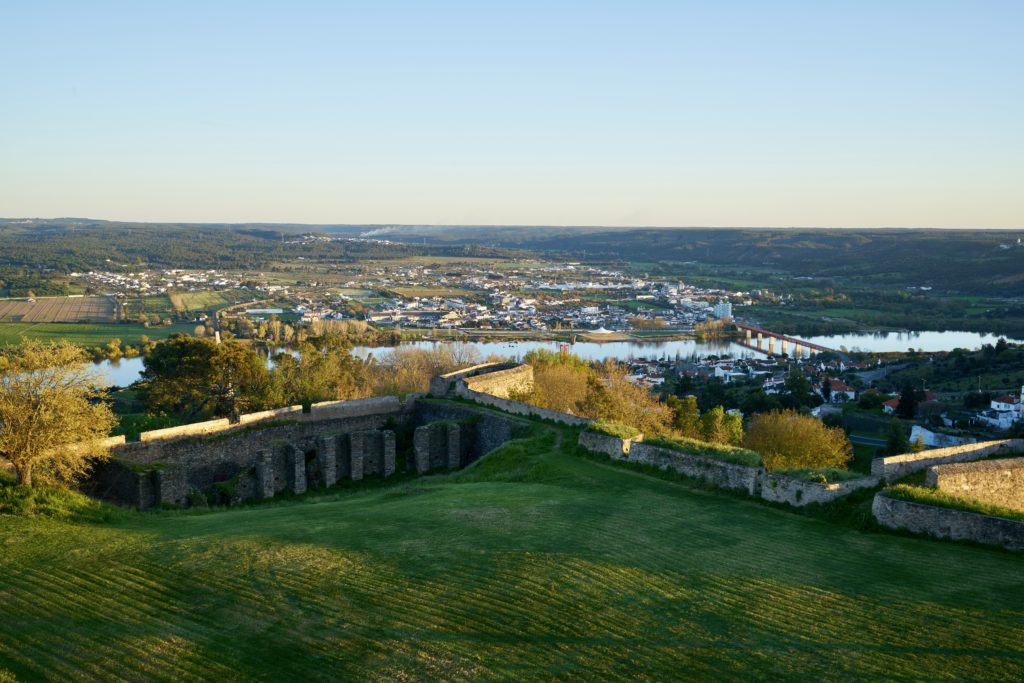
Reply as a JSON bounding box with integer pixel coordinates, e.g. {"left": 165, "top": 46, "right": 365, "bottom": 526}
{"left": 1, "top": 432, "right": 1023, "bottom": 680}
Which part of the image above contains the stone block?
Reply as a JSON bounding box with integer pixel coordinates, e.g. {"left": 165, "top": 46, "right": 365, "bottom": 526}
{"left": 288, "top": 445, "right": 307, "bottom": 495}
{"left": 383, "top": 430, "right": 396, "bottom": 478}
{"left": 447, "top": 423, "right": 462, "bottom": 469}
{"left": 255, "top": 449, "right": 275, "bottom": 500}
{"left": 317, "top": 435, "right": 338, "bottom": 487}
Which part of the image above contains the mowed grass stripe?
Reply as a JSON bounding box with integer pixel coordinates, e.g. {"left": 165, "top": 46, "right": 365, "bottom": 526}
{"left": 2, "top": 431, "right": 1024, "bottom": 680}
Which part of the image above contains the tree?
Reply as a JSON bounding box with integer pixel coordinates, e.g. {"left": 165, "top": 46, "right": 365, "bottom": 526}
{"left": 142, "top": 335, "right": 270, "bottom": 418}
{"left": 0, "top": 341, "right": 117, "bottom": 487}
{"left": 700, "top": 406, "right": 729, "bottom": 444}
{"left": 885, "top": 418, "right": 910, "bottom": 455}
{"left": 268, "top": 335, "right": 370, "bottom": 406}
{"left": 896, "top": 381, "right": 918, "bottom": 419}
{"left": 783, "top": 369, "right": 811, "bottom": 407}
{"left": 743, "top": 410, "right": 852, "bottom": 471}
{"left": 821, "top": 378, "right": 832, "bottom": 403}
{"left": 667, "top": 395, "right": 701, "bottom": 439}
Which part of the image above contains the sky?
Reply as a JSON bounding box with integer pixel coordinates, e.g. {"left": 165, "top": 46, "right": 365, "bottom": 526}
{"left": 1, "top": 1, "right": 1022, "bottom": 228}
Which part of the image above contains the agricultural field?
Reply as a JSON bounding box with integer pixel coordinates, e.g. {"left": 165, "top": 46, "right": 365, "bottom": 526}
{"left": 173, "top": 290, "right": 250, "bottom": 316}
{"left": 1, "top": 430, "right": 1022, "bottom": 680}
{"left": 391, "top": 286, "right": 481, "bottom": 300}
{"left": 0, "top": 295, "right": 115, "bottom": 323}
{"left": 0, "top": 322, "right": 195, "bottom": 347}
{"left": 121, "top": 294, "right": 177, "bottom": 321}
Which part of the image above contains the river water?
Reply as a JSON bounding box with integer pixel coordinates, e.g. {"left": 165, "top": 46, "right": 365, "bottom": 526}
{"left": 91, "top": 330, "right": 1023, "bottom": 387}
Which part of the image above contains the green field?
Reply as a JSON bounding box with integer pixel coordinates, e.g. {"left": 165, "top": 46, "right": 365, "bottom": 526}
{"left": 1, "top": 428, "right": 1022, "bottom": 680}
{"left": 176, "top": 290, "right": 248, "bottom": 315}
{"left": 0, "top": 322, "right": 196, "bottom": 347}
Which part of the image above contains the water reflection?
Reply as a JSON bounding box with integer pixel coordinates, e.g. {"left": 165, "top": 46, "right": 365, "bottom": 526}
{"left": 91, "top": 330, "right": 1023, "bottom": 387}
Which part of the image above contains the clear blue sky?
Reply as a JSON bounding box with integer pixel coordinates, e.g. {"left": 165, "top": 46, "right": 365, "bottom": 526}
{"left": 1, "top": 1, "right": 1021, "bottom": 227}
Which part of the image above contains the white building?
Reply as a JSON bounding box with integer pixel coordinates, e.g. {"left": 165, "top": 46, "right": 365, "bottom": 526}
{"left": 712, "top": 301, "right": 733, "bottom": 319}
{"left": 977, "top": 387, "right": 1024, "bottom": 430}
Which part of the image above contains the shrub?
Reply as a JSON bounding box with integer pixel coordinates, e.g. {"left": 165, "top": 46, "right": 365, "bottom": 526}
{"left": 743, "top": 410, "right": 853, "bottom": 471}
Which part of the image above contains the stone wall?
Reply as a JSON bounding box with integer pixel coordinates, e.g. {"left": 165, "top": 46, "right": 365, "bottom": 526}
{"left": 413, "top": 422, "right": 469, "bottom": 473}
{"left": 926, "top": 457, "right": 1024, "bottom": 512}
{"left": 760, "top": 473, "right": 880, "bottom": 507}
{"left": 462, "top": 364, "right": 534, "bottom": 399}
{"left": 413, "top": 400, "right": 527, "bottom": 463}
{"left": 627, "top": 442, "right": 763, "bottom": 495}
{"left": 139, "top": 418, "right": 232, "bottom": 442}
{"left": 872, "top": 493, "right": 1024, "bottom": 551}
{"left": 870, "top": 439, "right": 1024, "bottom": 482}
{"left": 90, "top": 397, "right": 406, "bottom": 509}
{"left": 577, "top": 431, "right": 642, "bottom": 460}
{"left": 428, "top": 361, "right": 519, "bottom": 397}
{"left": 455, "top": 385, "right": 591, "bottom": 426}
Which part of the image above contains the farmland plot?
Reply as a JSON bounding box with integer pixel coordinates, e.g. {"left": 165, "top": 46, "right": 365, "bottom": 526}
{"left": 0, "top": 296, "right": 115, "bottom": 323}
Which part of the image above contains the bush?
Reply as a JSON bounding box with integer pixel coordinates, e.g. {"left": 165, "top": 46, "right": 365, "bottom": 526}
{"left": 587, "top": 420, "right": 641, "bottom": 440}
{"left": 743, "top": 410, "right": 853, "bottom": 471}
{"left": 644, "top": 436, "right": 763, "bottom": 468}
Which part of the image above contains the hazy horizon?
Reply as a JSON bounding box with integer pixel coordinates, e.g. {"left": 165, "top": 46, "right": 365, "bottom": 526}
{"left": 2, "top": 1, "right": 1022, "bottom": 228}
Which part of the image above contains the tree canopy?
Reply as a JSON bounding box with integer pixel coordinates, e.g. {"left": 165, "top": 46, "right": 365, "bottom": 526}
{"left": 0, "top": 341, "right": 117, "bottom": 487}
{"left": 743, "top": 410, "right": 852, "bottom": 471}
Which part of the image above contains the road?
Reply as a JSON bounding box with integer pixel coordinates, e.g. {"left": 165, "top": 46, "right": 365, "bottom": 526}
{"left": 849, "top": 434, "right": 886, "bottom": 447}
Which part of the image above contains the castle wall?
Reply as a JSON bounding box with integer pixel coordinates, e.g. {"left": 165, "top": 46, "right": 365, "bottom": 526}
{"left": 872, "top": 493, "right": 1024, "bottom": 551}
{"left": 461, "top": 364, "right": 533, "bottom": 399}
{"left": 926, "top": 457, "right": 1024, "bottom": 512}
{"left": 760, "top": 472, "right": 880, "bottom": 507}
{"left": 871, "top": 439, "right": 1024, "bottom": 482}
{"left": 625, "top": 442, "right": 763, "bottom": 495}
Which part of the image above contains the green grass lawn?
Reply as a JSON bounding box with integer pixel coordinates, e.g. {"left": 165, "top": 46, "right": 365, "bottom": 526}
{"left": 1, "top": 430, "right": 1022, "bottom": 680}
{"left": 0, "top": 322, "right": 196, "bottom": 347}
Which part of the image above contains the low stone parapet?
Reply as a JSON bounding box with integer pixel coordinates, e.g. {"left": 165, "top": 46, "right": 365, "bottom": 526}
{"left": 872, "top": 493, "right": 1024, "bottom": 551}
{"left": 455, "top": 385, "right": 591, "bottom": 426}
{"left": 760, "top": 473, "right": 880, "bottom": 507}
{"left": 139, "top": 418, "right": 232, "bottom": 442}
{"left": 627, "top": 442, "right": 763, "bottom": 495}
{"left": 870, "top": 439, "right": 1024, "bottom": 482}
{"left": 926, "top": 457, "right": 1024, "bottom": 512}
{"left": 577, "top": 431, "right": 642, "bottom": 460}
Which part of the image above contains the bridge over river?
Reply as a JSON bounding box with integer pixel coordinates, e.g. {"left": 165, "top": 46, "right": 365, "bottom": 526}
{"left": 734, "top": 322, "right": 838, "bottom": 358}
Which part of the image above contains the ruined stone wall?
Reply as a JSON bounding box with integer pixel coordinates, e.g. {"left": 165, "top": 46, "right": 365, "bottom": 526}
{"left": 626, "top": 442, "right": 763, "bottom": 495}
{"left": 870, "top": 439, "right": 1024, "bottom": 482}
{"left": 92, "top": 398, "right": 405, "bottom": 509}
{"left": 925, "top": 457, "right": 1024, "bottom": 512}
{"left": 455, "top": 385, "right": 591, "bottom": 426}
{"left": 428, "top": 362, "right": 519, "bottom": 397}
{"left": 413, "top": 401, "right": 527, "bottom": 463}
{"left": 577, "top": 431, "right": 641, "bottom": 460}
{"left": 760, "top": 473, "right": 880, "bottom": 507}
{"left": 872, "top": 493, "right": 1024, "bottom": 551}
{"left": 413, "top": 422, "right": 469, "bottom": 473}
{"left": 461, "top": 364, "right": 533, "bottom": 399}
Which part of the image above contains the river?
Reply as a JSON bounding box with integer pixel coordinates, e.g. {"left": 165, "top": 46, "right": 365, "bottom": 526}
{"left": 90, "top": 329, "right": 1023, "bottom": 388}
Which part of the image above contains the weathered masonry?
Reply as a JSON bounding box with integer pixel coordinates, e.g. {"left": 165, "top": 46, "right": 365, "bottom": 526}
{"left": 88, "top": 365, "right": 545, "bottom": 510}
